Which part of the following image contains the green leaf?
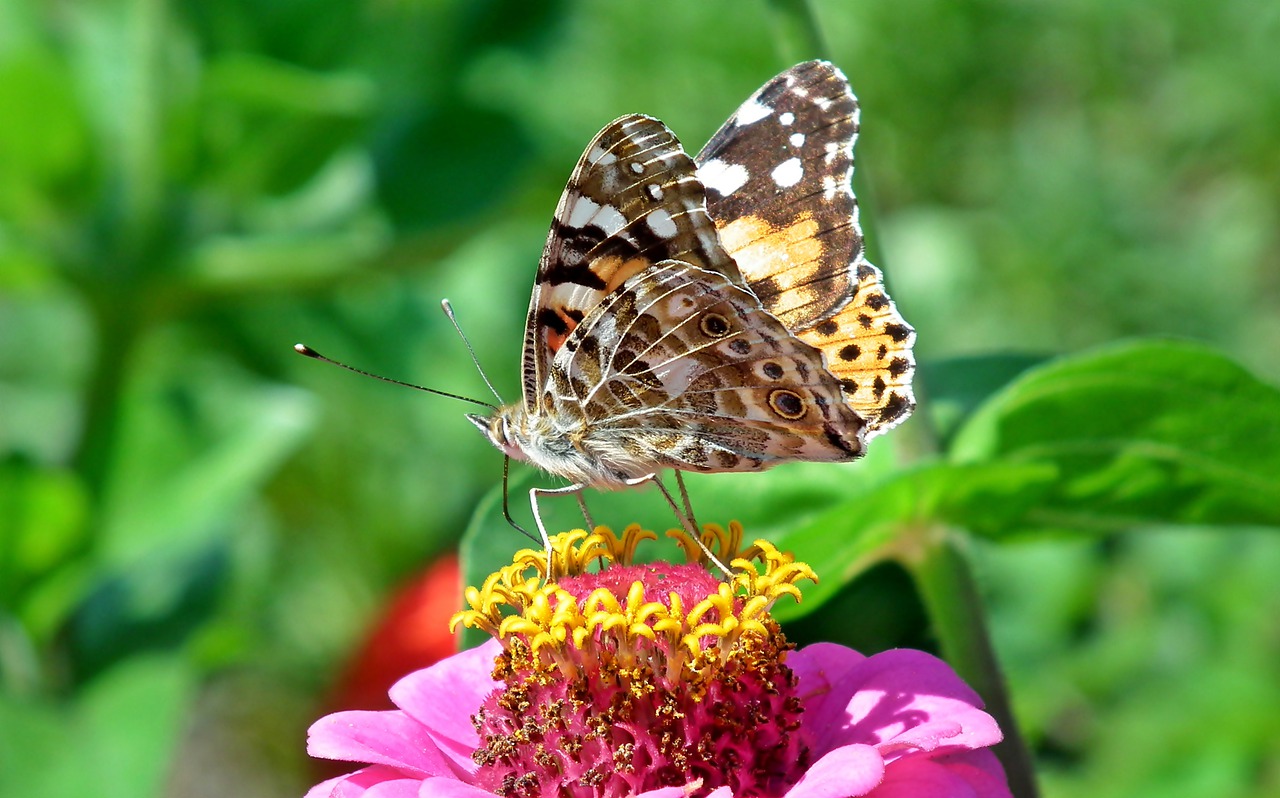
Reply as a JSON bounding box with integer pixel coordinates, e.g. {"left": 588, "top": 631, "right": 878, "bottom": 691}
{"left": 0, "top": 459, "right": 88, "bottom": 591}
{"left": 950, "top": 340, "right": 1280, "bottom": 534}
{"left": 917, "top": 353, "right": 1048, "bottom": 442}
{"left": 772, "top": 460, "right": 1059, "bottom": 618}
{"left": 101, "top": 363, "right": 316, "bottom": 563}
{"left": 0, "top": 655, "right": 192, "bottom": 798}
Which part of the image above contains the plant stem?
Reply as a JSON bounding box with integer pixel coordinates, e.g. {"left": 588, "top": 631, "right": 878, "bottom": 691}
{"left": 764, "top": 0, "right": 829, "bottom": 62}
{"left": 906, "top": 530, "right": 1040, "bottom": 798}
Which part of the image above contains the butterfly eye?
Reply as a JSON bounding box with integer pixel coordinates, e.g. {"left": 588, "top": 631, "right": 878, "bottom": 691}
{"left": 768, "top": 389, "right": 807, "bottom": 420}
{"left": 699, "top": 313, "right": 732, "bottom": 338}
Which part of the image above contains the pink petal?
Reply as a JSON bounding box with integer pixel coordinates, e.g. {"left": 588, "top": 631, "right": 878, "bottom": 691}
{"left": 305, "top": 766, "right": 423, "bottom": 798}
{"left": 635, "top": 788, "right": 706, "bottom": 798}
{"left": 305, "top": 774, "right": 349, "bottom": 798}
{"left": 873, "top": 752, "right": 1011, "bottom": 798}
{"left": 418, "top": 777, "right": 499, "bottom": 797}
{"left": 801, "top": 648, "right": 1001, "bottom": 758}
{"left": 307, "top": 709, "right": 459, "bottom": 777}
{"left": 360, "top": 779, "right": 431, "bottom": 798}
{"left": 390, "top": 638, "right": 502, "bottom": 771}
{"left": 785, "top": 744, "right": 885, "bottom": 798}
{"left": 790, "top": 643, "right": 869, "bottom": 721}
{"left": 922, "top": 750, "right": 1012, "bottom": 798}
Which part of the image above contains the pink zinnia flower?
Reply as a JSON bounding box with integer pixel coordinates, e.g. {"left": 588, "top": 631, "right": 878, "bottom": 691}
{"left": 305, "top": 525, "right": 1010, "bottom": 797}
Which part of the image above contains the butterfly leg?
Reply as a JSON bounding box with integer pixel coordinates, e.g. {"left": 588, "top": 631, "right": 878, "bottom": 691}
{"left": 529, "top": 483, "right": 587, "bottom": 569}
{"left": 624, "top": 473, "right": 730, "bottom": 576}
{"left": 674, "top": 471, "right": 699, "bottom": 533}
{"left": 575, "top": 492, "right": 596, "bottom": 531}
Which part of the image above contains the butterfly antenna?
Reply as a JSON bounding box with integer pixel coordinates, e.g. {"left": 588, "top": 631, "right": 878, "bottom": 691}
{"left": 293, "top": 344, "right": 496, "bottom": 410}
{"left": 440, "top": 299, "right": 504, "bottom": 404}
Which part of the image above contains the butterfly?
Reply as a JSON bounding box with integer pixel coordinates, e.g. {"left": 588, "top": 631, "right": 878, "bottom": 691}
{"left": 467, "top": 61, "right": 915, "bottom": 562}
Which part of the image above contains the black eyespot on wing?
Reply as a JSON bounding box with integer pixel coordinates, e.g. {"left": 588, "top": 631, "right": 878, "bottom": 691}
{"left": 768, "top": 389, "right": 806, "bottom": 419}
{"left": 700, "top": 312, "right": 731, "bottom": 338}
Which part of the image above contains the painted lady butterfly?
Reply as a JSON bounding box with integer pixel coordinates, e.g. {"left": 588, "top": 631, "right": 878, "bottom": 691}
{"left": 469, "top": 61, "right": 916, "bottom": 556}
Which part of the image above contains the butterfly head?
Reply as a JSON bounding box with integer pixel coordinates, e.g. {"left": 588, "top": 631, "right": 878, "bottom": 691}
{"left": 466, "top": 405, "right": 530, "bottom": 463}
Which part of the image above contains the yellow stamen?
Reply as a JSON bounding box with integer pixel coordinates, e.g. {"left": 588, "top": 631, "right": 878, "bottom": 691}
{"left": 451, "top": 523, "right": 816, "bottom": 689}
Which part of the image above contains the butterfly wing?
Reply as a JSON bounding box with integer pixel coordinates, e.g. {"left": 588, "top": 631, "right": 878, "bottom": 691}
{"left": 696, "top": 60, "right": 916, "bottom": 435}
{"left": 550, "top": 259, "right": 867, "bottom": 475}
{"left": 523, "top": 115, "right": 747, "bottom": 415}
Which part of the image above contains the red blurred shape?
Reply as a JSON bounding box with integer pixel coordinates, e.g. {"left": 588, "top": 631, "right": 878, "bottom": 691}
{"left": 327, "top": 554, "right": 462, "bottom": 711}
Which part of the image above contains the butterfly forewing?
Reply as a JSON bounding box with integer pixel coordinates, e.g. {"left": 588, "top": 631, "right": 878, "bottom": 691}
{"left": 696, "top": 61, "right": 860, "bottom": 330}
{"left": 696, "top": 61, "right": 916, "bottom": 436}
{"left": 524, "top": 114, "right": 746, "bottom": 413}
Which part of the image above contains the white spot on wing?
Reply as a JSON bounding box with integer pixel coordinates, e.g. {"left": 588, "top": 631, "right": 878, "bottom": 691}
{"left": 567, "top": 194, "right": 627, "bottom": 235}
{"left": 822, "top": 175, "right": 839, "bottom": 201}
{"left": 734, "top": 98, "right": 772, "bottom": 126}
{"left": 771, "top": 158, "right": 803, "bottom": 188}
{"left": 565, "top": 194, "right": 598, "bottom": 227}
{"left": 697, "top": 158, "right": 750, "bottom": 197}
{"left": 587, "top": 144, "right": 617, "bottom": 165}
{"left": 779, "top": 112, "right": 795, "bottom": 126}
{"left": 790, "top": 132, "right": 805, "bottom": 148}
{"left": 646, "top": 207, "right": 679, "bottom": 239}
{"left": 593, "top": 203, "right": 628, "bottom": 235}
{"left": 630, "top": 162, "right": 645, "bottom": 174}
{"left": 645, "top": 184, "right": 664, "bottom": 202}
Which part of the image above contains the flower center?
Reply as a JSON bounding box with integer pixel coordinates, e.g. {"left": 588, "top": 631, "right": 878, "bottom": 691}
{"left": 452, "top": 524, "right": 817, "bottom": 798}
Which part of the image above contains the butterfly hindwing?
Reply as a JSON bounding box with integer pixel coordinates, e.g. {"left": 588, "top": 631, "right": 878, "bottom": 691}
{"left": 524, "top": 115, "right": 745, "bottom": 413}
{"left": 796, "top": 262, "right": 916, "bottom": 434}
{"left": 551, "top": 259, "right": 867, "bottom": 473}
{"left": 696, "top": 60, "right": 916, "bottom": 436}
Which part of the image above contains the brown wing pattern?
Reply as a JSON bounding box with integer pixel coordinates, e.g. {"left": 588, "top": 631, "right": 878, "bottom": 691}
{"left": 549, "top": 259, "right": 867, "bottom": 473}
{"left": 522, "top": 115, "right": 745, "bottom": 413}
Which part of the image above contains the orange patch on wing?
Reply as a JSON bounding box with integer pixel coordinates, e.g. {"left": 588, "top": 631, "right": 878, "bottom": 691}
{"left": 596, "top": 255, "right": 654, "bottom": 293}
{"left": 543, "top": 310, "right": 581, "bottom": 354}
{"left": 715, "top": 212, "right": 824, "bottom": 289}
{"left": 545, "top": 328, "right": 569, "bottom": 353}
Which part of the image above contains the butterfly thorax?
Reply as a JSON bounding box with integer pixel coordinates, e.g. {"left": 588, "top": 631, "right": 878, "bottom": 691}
{"left": 467, "top": 403, "right": 647, "bottom": 489}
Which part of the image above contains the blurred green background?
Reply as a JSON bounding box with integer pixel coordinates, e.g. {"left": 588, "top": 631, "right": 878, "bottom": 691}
{"left": 1, "top": 1, "right": 1277, "bottom": 797}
